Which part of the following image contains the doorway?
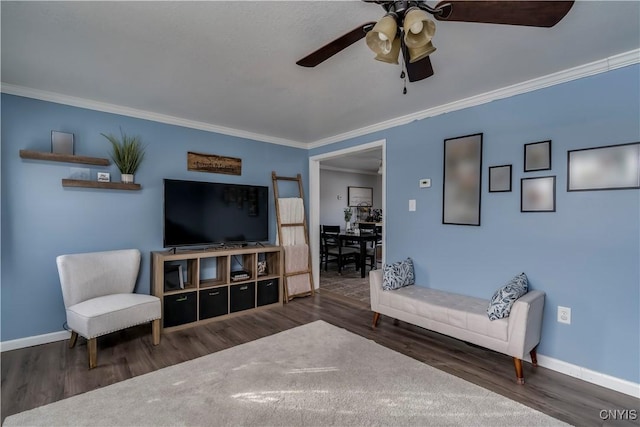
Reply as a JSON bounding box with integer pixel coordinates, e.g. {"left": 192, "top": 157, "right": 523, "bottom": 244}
{"left": 308, "top": 139, "right": 386, "bottom": 302}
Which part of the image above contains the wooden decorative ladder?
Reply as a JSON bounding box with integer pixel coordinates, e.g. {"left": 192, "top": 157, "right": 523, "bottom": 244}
{"left": 271, "top": 172, "right": 314, "bottom": 301}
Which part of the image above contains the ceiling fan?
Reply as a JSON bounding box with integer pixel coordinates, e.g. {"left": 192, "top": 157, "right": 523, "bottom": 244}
{"left": 296, "top": 1, "right": 574, "bottom": 84}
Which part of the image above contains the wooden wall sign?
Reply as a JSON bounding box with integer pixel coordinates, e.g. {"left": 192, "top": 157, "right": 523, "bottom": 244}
{"left": 187, "top": 151, "right": 242, "bottom": 175}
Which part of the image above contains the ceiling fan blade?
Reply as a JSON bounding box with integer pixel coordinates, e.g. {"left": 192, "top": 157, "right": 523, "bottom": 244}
{"left": 434, "top": 1, "right": 574, "bottom": 27}
{"left": 296, "top": 22, "right": 376, "bottom": 67}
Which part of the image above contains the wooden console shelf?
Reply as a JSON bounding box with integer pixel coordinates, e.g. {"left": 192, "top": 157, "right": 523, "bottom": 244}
{"left": 151, "top": 245, "right": 283, "bottom": 332}
{"left": 62, "top": 179, "right": 141, "bottom": 191}
{"left": 19, "top": 150, "right": 110, "bottom": 166}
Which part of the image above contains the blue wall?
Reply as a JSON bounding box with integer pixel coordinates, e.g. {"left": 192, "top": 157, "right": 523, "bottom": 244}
{"left": 2, "top": 65, "right": 639, "bottom": 384}
{"left": 1, "top": 94, "right": 308, "bottom": 341}
{"left": 311, "top": 65, "right": 640, "bottom": 383}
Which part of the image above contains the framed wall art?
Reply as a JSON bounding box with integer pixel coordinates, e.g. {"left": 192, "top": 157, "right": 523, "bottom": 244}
{"left": 524, "top": 140, "right": 551, "bottom": 172}
{"left": 442, "top": 133, "right": 483, "bottom": 226}
{"left": 521, "top": 176, "right": 556, "bottom": 212}
{"left": 488, "top": 165, "right": 512, "bottom": 192}
{"left": 348, "top": 186, "right": 373, "bottom": 207}
{"left": 567, "top": 142, "right": 640, "bottom": 191}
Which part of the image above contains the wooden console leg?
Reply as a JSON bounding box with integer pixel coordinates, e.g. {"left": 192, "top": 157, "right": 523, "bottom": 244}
{"left": 69, "top": 331, "right": 78, "bottom": 349}
{"left": 88, "top": 338, "right": 97, "bottom": 369}
{"left": 530, "top": 347, "right": 538, "bottom": 367}
{"left": 152, "top": 319, "right": 161, "bottom": 346}
{"left": 372, "top": 312, "right": 381, "bottom": 328}
{"left": 513, "top": 357, "right": 525, "bottom": 385}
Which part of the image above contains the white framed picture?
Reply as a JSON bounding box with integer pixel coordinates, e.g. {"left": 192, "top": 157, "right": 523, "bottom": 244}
{"left": 97, "top": 172, "right": 111, "bottom": 182}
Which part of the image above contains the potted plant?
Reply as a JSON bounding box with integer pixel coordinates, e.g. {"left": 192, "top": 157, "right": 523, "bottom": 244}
{"left": 344, "top": 207, "right": 353, "bottom": 231}
{"left": 101, "top": 129, "right": 146, "bottom": 184}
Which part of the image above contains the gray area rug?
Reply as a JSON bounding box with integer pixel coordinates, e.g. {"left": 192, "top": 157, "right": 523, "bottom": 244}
{"left": 4, "top": 321, "right": 568, "bottom": 426}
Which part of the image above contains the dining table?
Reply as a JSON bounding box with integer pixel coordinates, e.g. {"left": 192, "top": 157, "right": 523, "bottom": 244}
{"left": 338, "top": 231, "right": 379, "bottom": 278}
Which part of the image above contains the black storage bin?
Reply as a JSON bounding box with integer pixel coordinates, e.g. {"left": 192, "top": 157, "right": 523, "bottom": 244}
{"left": 199, "top": 287, "right": 228, "bottom": 320}
{"left": 164, "top": 292, "right": 197, "bottom": 328}
{"left": 257, "top": 279, "right": 279, "bottom": 306}
{"left": 230, "top": 282, "right": 255, "bottom": 313}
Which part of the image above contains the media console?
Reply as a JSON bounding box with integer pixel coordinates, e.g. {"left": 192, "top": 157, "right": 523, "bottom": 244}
{"left": 151, "top": 245, "right": 283, "bottom": 332}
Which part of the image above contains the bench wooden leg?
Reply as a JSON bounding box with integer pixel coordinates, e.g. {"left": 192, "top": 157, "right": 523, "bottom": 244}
{"left": 513, "top": 357, "right": 525, "bottom": 384}
{"left": 152, "top": 319, "right": 161, "bottom": 345}
{"left": 372, "top": 312, "right": 381, "bottom": 328}
{"left": 88, "top": 338, "right": 97, "bottom": 369}
{"left": 69, "top": 331, "right": 78, "bottom": 349}
{"left": 530, "top": 347, "right": 538, "bottom": 367}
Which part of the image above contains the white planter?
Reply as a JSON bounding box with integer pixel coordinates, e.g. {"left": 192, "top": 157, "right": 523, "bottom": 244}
{"left": 121, "top": 174, "right": 134, "bottom": 184}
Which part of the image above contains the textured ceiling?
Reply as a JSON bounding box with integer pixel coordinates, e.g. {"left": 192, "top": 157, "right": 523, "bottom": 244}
{"left": 2, "top": 1, "right": 639, "bottom": 146}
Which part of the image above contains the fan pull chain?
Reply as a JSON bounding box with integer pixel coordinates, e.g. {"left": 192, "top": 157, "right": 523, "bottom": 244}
{"left": 400, "top": 65, "right": 407, "bottom": 95}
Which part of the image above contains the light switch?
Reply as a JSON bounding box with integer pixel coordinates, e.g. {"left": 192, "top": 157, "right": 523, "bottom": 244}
{"left": 409, "top": 199, "right": 416, "bottom": 211}
{"left": 419, "top": 178, "right": 431, "bottom": 188}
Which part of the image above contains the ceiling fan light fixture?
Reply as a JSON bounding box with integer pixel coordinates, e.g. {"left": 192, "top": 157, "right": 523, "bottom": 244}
{"left": 407, "top": 41, "right": 437, "bottom": 63}
{"left": 403, "top": 8, "right": 436, "bottom": 49}
{"left": 374, "top": 37, "right": 401, "bottom": 64}
{"left": 366, "top": 14, "right": 398, "bottom": 55}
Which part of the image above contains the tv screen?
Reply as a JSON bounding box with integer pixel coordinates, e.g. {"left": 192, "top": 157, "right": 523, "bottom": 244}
{"left": 163, "top": 179, "right": 269, "bottom": 247}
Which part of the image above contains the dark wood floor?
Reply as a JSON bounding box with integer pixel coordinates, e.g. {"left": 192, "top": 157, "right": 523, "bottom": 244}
{"left": 2, "top": 291, "right": 638, "bottom": 426}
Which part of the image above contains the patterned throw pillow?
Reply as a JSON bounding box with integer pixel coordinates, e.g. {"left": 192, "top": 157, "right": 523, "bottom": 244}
{"left": 487, "top": 272, "right": 529, "bottom": 321}
{"left": 382, "top": 258, "right": 415, "bottom": 291}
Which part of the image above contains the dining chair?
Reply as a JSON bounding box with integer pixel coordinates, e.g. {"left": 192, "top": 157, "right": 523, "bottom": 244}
{"left": 321, "top": 227, "right": 359, "bottom": 273}
{"left": 357, "top": 223, "right": 378, "bottom": 272}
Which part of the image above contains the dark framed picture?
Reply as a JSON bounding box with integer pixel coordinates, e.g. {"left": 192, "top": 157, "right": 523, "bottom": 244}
{"left": 521, "top": 176, "right": 556, "bottom": 212}
{"left": 348, "top": 186, "right": 373, "bottom": 207}
{"left": 443, "top": 133, "right": 483, "bottom": 226}
{"left": 524, "top": 140, "right": 552, "bottom": 172}
{"left": 489, "top": 165, "right": 512, "bottom": 192}
{"left": 567, "top": 142, "right": 640, "bottom": 191}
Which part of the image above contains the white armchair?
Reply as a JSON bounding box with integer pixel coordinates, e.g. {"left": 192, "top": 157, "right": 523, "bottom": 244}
{"left": 56, "top": 249, "right": 161, "bottom": 368}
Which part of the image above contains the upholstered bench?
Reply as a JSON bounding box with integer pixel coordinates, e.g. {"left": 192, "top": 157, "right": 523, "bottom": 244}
{"left": 369, "top": 268, "right": 545, "bottom": 384}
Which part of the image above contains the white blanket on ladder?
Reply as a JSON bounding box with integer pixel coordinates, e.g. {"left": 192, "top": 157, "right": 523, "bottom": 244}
{"left": 277, "top": 198, "right": 306, "bottom": 246}
{"left": 277, "top": 197, "right": 312, "bottom": 298}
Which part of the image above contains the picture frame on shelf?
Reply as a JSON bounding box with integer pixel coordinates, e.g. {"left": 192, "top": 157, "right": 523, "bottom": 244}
{"left": 51, "top": 131, "right": 74, "bottom": 155}
{"left": 97, "top": 172, "right": 111, "bottom": 182}
{"left": 521, "top": 176, "right": 556, "bottom": 212}
{"left": 489, "top": 165, "right": 512, "bottom": 192}
{"left": 442, "top": 133, "right": 483, "bottom": 226}
{"left": 567, "top": 142, "right": 640, "bottom": 191}
{"left": 524, "top": 140, "right": 552, "bottom": 172}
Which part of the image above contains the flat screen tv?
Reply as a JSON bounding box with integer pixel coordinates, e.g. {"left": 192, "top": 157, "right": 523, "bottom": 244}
{"left": 163, "top": 179, "right": 269, "bottom": 247}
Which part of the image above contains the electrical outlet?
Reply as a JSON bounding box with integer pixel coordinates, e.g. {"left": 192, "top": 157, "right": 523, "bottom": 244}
{"left": 409, "top": 199, "right": 416, "bottom": 211}
{"left": 558, "top": 306, "right": 571, "bottom": 324}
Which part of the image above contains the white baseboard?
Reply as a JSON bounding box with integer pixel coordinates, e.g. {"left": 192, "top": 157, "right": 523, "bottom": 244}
{"left": 2, "top": 330, "right": 638, "bottom": 398}
{"left": 1, "top": 330, "right": 70, "bottom": 352}
{"left": 535, "top": 354, "right": 640, "bottom": 399}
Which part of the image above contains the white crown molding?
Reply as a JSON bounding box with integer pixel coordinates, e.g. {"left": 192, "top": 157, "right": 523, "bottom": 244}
{"left": 319, "top": 164, "right": 379, "bottom": 176}
{"left": 308, "top": 48, "right": 640, "bottom": 149}
{"left": 2, "top": 50, "right": 638, "bottom": 151}
{"left": 0, "top": 83, "right": 308, "bottom": 149}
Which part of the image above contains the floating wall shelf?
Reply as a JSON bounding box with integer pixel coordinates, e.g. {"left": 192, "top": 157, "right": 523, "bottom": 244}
{"left": 62, "top": 179, "right": 141, "bottom": 191}
{"left": 19, "top": 150, "right": 110, "bottom": 166}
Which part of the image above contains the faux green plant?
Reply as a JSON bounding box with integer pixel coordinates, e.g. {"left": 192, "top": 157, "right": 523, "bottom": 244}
{"left": 344, "top": 207, "right": 353, "bottom": 222}
{"left": 101, "top": 129, "right": 146, "bottom": 175}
